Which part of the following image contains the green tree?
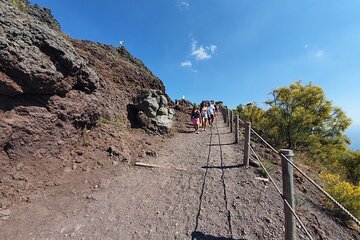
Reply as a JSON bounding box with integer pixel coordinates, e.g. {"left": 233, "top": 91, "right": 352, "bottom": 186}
{"left": 264, "top": 81, "right": 351, "bottom": 150}
{"left": 235, "top": 102, "right": 265, "bottom": 129}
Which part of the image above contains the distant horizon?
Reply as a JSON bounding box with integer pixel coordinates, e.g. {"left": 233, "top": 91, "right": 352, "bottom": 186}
{"left": 346, "top": 125, "right": 360, "bottom": 150}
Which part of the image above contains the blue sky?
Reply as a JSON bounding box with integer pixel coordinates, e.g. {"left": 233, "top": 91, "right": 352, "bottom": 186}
{"left": 29, "top": 0, "right": 360, "bottom": 149}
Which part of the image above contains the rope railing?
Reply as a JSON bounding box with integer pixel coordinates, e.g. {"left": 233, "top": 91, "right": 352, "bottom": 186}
{"left": 248, "top": 128, "right": 360, "bottom": 230}
{"left": 250, "top": 146, "right": 314, "bottom": 240}
{"left": 220, "top": 106, "right": 360, "bottom": 239}
{"left": 249, "top": 127, "right": 360, "bottom": 227}
{"left": 250, "top": 128, "right": 279, "bottom": 154}
{"left": 280, "top": 152, "right": 360, "bottom": 227}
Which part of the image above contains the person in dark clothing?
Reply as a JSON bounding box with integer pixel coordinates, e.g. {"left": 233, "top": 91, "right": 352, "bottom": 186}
{"left": 191, "top": 105, "right": 201, "bottom": 134}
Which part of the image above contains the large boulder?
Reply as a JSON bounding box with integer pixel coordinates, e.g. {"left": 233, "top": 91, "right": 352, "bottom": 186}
{"left": 132, "top": 89, "right": 174, "bottom": 134}
{"left": 0, "top": 0, "right": 99, "bottom": 96}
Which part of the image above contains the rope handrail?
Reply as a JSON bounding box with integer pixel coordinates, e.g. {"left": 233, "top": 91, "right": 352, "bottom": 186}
{"left": 250, "top": 147, "right": 314, "bottom": 240}
{"left": 279, "top": 152, "right": 360, "bottom": 226}
{"left": 249, "top": 127, "right": 360, "bottom": 227}
{"left": 250, "top": 128, "right": 279, "bottom": 154}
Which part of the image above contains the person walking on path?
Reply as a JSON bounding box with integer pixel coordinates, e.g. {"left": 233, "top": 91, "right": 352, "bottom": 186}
{"left": 200, "top": 101, "right": 208, "bottom": 131}
{"left": 191, "top": 105, "right": 201, "bottom": 134}
{"left": 207, "top": 101, "right": 216, "bottom": 126}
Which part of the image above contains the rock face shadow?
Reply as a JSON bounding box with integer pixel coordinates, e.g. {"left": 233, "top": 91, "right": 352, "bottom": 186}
{"left": 191, "top": 231, "right": 246, "bottom": 240}
{"left": 0, "top": 95, "right": 51, "bottom": 111}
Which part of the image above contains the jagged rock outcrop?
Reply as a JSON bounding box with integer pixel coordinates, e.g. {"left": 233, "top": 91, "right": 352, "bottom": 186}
{"left": 174, "top": 99, "right": 193, "bottom": 111}
{"left": 0, "top": 0, "right": 172, "bottom": 208}
{"left": 0, "top": 0, "right": 99, "bottom": 96}
{"left": 27, "top": 3, "right": 61, "bottom": 31}
{"left": 132, "top": 89, "right": 174, "bottom": 134}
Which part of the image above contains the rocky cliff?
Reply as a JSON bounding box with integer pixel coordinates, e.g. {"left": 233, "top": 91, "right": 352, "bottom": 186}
{"left": 0, "top": 0, "right": 171, "bottom": 207}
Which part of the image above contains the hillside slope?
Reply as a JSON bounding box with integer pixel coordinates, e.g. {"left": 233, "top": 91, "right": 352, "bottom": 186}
{"left": 0, "top": 0, "right": 170, "bottom": 208}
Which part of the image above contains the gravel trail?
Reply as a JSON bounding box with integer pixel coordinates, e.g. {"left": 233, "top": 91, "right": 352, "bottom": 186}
{"left": 1, "top": 115, "right": 358, "bottom": 240}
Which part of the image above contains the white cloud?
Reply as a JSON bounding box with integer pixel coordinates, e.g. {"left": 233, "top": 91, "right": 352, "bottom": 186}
{"left": 191, "top": 40, "right": 198, "bottom": 51}
{"left": 192, "top": 46, "right": 211, "bottom": 60}
{"left": 315, "top": 50, "right": 325, "bottom": 58}
{"left": 181, "top": 60, "right": 192, "bottom": 67}
{"left": 179, "top": 1, "right": 190, "bottom": 9}
{"left": 209, "top": 45, "right": 217, "bottom": 53}
{"left": 191, "top": 40, "right": 217, "bottom": 60}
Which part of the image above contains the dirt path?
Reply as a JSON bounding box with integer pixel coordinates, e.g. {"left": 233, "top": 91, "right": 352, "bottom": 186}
{"left": 1, "top": 115, "right": 358, "bottom": 240}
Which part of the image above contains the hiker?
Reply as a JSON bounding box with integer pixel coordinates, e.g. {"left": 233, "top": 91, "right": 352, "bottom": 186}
{"left": 200, "top": 101, "right": 208, "bottom": 131}
{"left": 207, "top": 101, "right": 216, "bottom": 126}
{"left": 191, "top": 105, "right": 201, "bottom": 134}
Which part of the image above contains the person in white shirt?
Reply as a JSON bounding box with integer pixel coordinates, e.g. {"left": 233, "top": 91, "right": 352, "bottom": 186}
{"left": 207, "top": 102, "right": 216, "bottom": 126}
{"left": 200, "top": 101, "right": 208, "bottom": 131}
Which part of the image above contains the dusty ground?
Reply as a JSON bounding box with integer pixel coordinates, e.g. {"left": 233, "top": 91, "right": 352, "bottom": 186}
{"left": 1, "top": 114, "right": 359, "bottom": 240}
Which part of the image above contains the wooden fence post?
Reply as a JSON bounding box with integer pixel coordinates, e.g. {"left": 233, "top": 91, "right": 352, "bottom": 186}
{"left": 280, "top": 149, "right": 296, "bottom": 240}
{"left": 230, "top": 111, "right": 233, "bottom": 132}
{"left": 223, "top": 107, "right": 227, "bottom": 123}
{"left": 227, "top": 109, "right": 230, "bottom": 127}
{"left": 243, "top": 122, "right": 251, "bottom": 167}
{"left": 235, "top": 116, "right": 239, "bottom": 143}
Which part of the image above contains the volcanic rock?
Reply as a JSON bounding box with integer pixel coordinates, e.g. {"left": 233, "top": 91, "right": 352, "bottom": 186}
{"left": 132, "top": 89, "right": 174, "bottom": 134}
{"left": 0, "top": 0, "right": 99, "bottom": 96}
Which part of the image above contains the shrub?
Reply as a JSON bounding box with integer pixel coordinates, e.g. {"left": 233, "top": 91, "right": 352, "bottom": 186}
{"left": 81, "top": 130, "right": 92, "bottom": 147}
{"left": 257, "top": 160, "right": 276, "bottom": 178}
{"left": 320, "top": 173, "right": 360, "bottom": 221}
{"left": 11, "top": 0, "right": 27, "bottom": 12}
{"left": 97, "top": 117, "right": 122, "bottom": 130}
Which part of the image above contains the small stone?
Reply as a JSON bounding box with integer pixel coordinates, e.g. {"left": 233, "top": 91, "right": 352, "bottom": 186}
{"left": 84, "top": 195, "right": 96, "bottom": 200}
{"left": 107, "top": 146, "right": 121, "bottom": 156}
{"left": 264, "top": 217, "right": 271, "bottom": 223}
{"left": 75, "top": 150, "right": 84, "bottom": 156}
{"left": 75, "top": 158, "right": 83, "bottom": 163}
{"left": 146, "top": 150, "right": 158, "bottom": 157}
{"left": 0, "top": 209, "right": 11, "bottom": 221}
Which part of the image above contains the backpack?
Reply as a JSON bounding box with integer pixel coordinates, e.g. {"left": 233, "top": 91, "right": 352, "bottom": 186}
{"left": 193, "top": 110, "right": 200, "bottom": 118}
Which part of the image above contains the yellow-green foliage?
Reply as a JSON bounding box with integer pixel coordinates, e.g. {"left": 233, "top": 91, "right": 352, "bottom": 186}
{"left": 339, "top": 150, "right": 360, "bottom": 185}
{"left": 235, "top": 102, "right": 265, "bottom": 130}
{"left": 320, "top": 173, "right": 360, "bottom": 220}
{"left": 11, "top": 0, "right": 27, "bottom": 12}
{"left": 97, "top": 117, "right": 122, "bottom": 130}
{"left": 81, "top": 130, "right": 92, "bottom": 147}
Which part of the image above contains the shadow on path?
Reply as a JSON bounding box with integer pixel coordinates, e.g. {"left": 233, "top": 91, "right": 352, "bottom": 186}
{"left": 201, "top": 164, "right": 243, "bottom": 170}
{"left": 178, "top": 129, "right": 196, "bottom": 134}
{"left": 206, "top": 143, "right": 235, "bottom": 147}
{"left": 191, "top": 231, "right": 246, "bottom": 240}
{"left": 193, "top": 123, "right": 214, "bottom": 236}
{"left": 193, "top": 117, "right": 239, "bottom": 239}
{"left": 216, "top": 122, "right": 234, "bottom": 238}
